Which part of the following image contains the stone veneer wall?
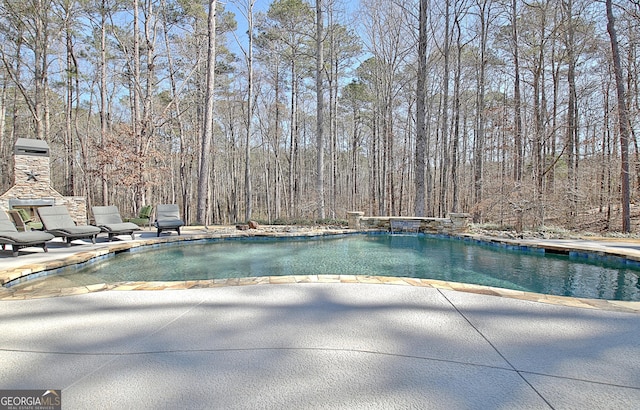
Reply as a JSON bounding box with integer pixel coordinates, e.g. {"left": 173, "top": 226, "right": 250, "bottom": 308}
{"left": 0, "top": 152, "right": 88, "bottom": 224}
{"left": 346, "top": 211, "right": 471, "bottom": 235}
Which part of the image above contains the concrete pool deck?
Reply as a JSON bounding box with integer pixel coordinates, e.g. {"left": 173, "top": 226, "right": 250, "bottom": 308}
{"left": 1, "top": 227, "right": 639, "bottom": 408}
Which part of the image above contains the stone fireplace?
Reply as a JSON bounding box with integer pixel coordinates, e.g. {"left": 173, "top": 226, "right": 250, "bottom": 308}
{"left": 0, "top": 138, "right": 87, "bottom": 224}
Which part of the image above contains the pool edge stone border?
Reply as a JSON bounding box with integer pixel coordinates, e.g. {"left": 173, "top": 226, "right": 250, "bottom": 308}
{"left": 1, "top": 227, "right": 639, "bottom": 313}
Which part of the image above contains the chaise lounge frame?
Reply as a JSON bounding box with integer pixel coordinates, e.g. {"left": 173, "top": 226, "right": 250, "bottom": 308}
{"left": 154, "top": 204, "right": 185, "bottom": 237}
{"left": 0, "top": 211, "right": 54, "bottom": 256}
{"left": 37, "top": 206, "right": 101, "bottom": 246}
{"left": 92, "top": 206, "right": 141, "bottom": 241}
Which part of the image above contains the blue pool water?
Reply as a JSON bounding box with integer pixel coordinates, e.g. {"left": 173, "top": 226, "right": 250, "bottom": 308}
{"left": 15, "top": 234, "right": 640, "bottom": 301}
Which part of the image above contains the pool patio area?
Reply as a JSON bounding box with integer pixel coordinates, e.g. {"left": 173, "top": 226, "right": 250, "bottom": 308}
{"left": 1, "top": 227, "right": 639, "bottom": 408}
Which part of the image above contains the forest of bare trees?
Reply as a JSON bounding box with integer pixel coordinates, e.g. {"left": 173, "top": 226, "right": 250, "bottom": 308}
{"left": 0, "top": 0, "right": 638, "bottom": 232}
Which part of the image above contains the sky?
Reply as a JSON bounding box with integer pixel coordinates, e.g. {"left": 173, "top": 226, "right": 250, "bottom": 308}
{"left": 224, "top": 0, "right": 360, "bottom": 50}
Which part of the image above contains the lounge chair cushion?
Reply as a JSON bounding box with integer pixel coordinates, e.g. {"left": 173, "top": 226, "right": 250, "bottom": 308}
{"left": 100, "top": 222, "right": 140, "bottom": 232}
{"left": 156, "top": 219, "right": 185, "bottom": 229}
{"left": 56, "top": 225, "right": 102, "bottom": 235}
{"left": 0, "top": 231, "right": 54, "bottom": 246}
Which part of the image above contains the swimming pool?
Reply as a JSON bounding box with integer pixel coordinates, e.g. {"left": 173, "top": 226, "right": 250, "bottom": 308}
{"left": 10, "top": 234, "right": 640, "bottom": 301}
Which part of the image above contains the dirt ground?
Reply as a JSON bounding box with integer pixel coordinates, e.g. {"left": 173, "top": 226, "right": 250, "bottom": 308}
{"left": 572, "top": 204, "right": 640, "bottom": 235}
{"left": 474, "top": 204, "right": 640, "bottom": 241}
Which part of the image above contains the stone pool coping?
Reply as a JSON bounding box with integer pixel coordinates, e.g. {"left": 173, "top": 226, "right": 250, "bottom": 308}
{"left": 0, "top": 226, "right": 639, "bottom": 313}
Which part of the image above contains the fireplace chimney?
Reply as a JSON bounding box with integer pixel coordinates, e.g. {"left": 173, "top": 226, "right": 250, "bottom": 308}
{"left": 12, "top": 138, "right": 52, "bottom": 193}
{"left": 0, "top": 139, "right": 88, "bottom": 224}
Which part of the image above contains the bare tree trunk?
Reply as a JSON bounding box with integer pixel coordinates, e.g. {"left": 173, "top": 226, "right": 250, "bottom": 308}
{"left": 316, "top": 0, "right": 325, "bottom": 219}
{"left": 327, "top": 5, "right": 337, "bottom": 219}
{"left": 384, "top": 106, "right": 392, "bottom": 215}
{"left": 274, "top": 66, "right": 282, "bottom": 220}
{"left": 439, "top": 0, "right": 451, "bottom": 218}
{"left": 600, "top": 82, "right": 612, "bottom": 226}
{"left": 415, "top": 0, "right": 428, "bottom": 216}
{"left": 351, "top": 113, "right": 358, "bottom": 210}
{"left": 371, "top": 110, "right": 379, "bottom": 215}
{"left": 197, "top": 0, "right": 217, "bottom": 225}
{"left": 473, "top": 0, "right": 489, "bottom": 223}
{"left": 563, "top": 0, "right": 578, "bottom": 228}
{"left": 128, "top": 0, "right": 142, "bottom": 208}
{"left": 0, "top": 76, "right": 6, "bottom": 191}
{"left": 288, "top": 63, "right": 298, "bottom": 218}
{"left": 243, "top": 0, "right": 255, "bottom": 222}
{"left": 606, "top": 0, "right": 631, "bottom": 232}
{"left": 140, "top": 0, "right": 157, "bottom": 208}
{"left": 64, "top": 4, "right": 76, "bottom": 197}
{"left": 532, "top": 66, "right": 543, "bottom": 225}
{"left": 33, "top": 0, "right": 46, "bottom": 141}
{"left": 100, "top": 0, "right": 109, "bottom": 204}
{"left": 532, "top": 6, "right": 546, "bottom": 229}
{"left": 452, "top": 16, "right": 462, "bottom": 213}
{"left": 511, "top": 0, "right": 523, "bottom": 183}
